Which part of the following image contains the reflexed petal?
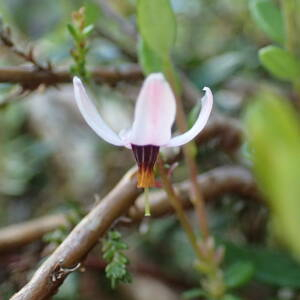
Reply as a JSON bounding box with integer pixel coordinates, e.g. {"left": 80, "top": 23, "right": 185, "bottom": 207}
{"left": 73, "top": 77, "right": 124, "bottom": 146}
{"left": 166, "top": 87, "right": 213, "bottom": 147}
{"left": 128, "top": 73, "right": 176, "bottom": 146}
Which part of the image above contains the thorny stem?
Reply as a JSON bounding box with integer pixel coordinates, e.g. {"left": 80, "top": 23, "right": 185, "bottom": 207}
{"left": 157, "top": 156, "right": 202, "bottom": 261}
{"left": 163, "top": 58, "right": 210, "bottom": 239}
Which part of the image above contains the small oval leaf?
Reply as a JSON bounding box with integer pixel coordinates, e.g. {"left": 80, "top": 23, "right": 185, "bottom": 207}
{"left": 224, "top": 261, "right": 255, "bottom": 288}
{"left": 245, "top": 91, "right": 300, "bottom": 259}
{"left": 249, "top": 0, "right": 285, "bottom": 44}
{"left": 137, "top": 0, "right": 176, "bottom": 58}
{"left": 259, "top": 45, "right": 300, "bottom": 81}
{"left": 138, "top": 38, "right": 163, "bottom": 75}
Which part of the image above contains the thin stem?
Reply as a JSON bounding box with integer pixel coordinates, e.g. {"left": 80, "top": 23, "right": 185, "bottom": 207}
{"left": 157, "top": 156, "right": 202, "bottom": 261}
{"left": 144, "top": 188, "right": 151, "bottom": 216}
{"left": 163, "top": 58, "right": 210, "bottom": 239}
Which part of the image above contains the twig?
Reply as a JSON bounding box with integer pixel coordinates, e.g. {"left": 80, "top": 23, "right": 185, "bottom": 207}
{"left": 1, "top": 166, "right": 259, "bottom": 253}
{"left": 0, "top": 22, "right": 51, "bottom": 72}
{"left": 0, "top": 65, "right": 143, "bottom": 86}
{"left": 10, "top": 167, "right": 139, "bottom": 300}
{"left": 0, "top": 86, "right": 32, "bottom": 107}
{"left": 129, "top": 166, "right": 260, "bottom": 220}
{"left": 0, "top": 214, "right": 67, "bottom": 252}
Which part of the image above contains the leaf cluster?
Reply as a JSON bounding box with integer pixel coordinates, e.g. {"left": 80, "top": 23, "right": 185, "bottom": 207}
{"left": 102, "top": 230, "right": 132, "bottom": 289}
{"left": 250, "top": 0, "right": 300, "bottom": 85}
{"left": 67, "top": 7, "right": 94, "bottom": 82}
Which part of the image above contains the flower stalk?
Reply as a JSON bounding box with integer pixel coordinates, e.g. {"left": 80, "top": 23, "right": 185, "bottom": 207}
{"left": 163, "top": 58, "right": 210, "bottom": 239}
{"left": 157, "top": 156, "right": 226, "bottom": 299}
{"left": 144, "top": 188, "right": 151, "bottom": 216}
{"left": 157, "top": 156, "right": 201, "bottom": 259}
{"left": 162, "top": 57, "right": 227, "bottom": 299}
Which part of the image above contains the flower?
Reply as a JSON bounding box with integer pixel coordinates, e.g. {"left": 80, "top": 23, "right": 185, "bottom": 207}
{"left": 73, "top": 73, "right": 213, "bottom": 188}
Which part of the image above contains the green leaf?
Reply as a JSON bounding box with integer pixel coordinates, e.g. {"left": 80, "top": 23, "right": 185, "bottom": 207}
{"left": 137, "top": 0, "right": 176, "bottom": 58}
{"left": 225, "top": 241, "right": 300, "bottom": 287}
{"left": 138, "top": 38, "right": 163, "bottom": 75}
{"left": 67, "top": 23, "right": 79, "bottom": 40}
{"left": 222, "top": 295, "right": 243, "bottom": 300}
{"left": 224, "top": 261, "right": 255, "bottom": 288}
{"left": 102, "top": 230, "right": 132, "bottom": 289}
{"left": 249, "top": 0, "right": 285, "bottom": 44}
{"left": 82, "top": 24, "right": 94, "bottom": 37}
{"left": 245, "top": 91, "right": 300, "bottom": 258}
{"left": 189, "top": 52, "right": 245, "bottom": 87}
{"left": 182, "top": 288, "right": 206, "bottom": 299}
{"left": 259, "top": 45, "right": 300, "bottom": 81}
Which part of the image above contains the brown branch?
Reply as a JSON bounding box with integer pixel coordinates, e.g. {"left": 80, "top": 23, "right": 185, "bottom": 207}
{"left": 10, "top": 167, "right": 140, "bottom": 300}
{"left": 0, "top": 64, "right": 143, "bottom": 87}
{"left": 0, "top": 23, "right": 50, "bottom": 72}
{"left": 129, "top": 166, "right": 260, "bottom": 221}
{"left": 1, "top": 166, "right": 259, "bottom": 255}
{"left": 0, "top": 214, "right": 67, "bottom": 252}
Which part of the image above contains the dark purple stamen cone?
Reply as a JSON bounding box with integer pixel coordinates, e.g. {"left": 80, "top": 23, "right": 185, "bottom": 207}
{"left": 131, "top": 144, "right": 159, "bottom": 188}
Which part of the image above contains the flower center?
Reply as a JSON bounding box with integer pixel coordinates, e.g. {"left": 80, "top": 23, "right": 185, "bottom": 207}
{"left": 131, "top": 144, "right": 160, "bottom": 188}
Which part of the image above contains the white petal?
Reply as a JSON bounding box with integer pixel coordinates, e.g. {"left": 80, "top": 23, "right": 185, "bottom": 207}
{"left": 73, "top": 77, "right": 124, "bottom": 146}
{"left": 166, "top": 87, "right": 213, "bottom": 147}
{"left": 128, "top": 73, "right": 176, "bottom": 146}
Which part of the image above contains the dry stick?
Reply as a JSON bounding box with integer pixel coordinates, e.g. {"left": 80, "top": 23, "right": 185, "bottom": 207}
{"left": 10, "top": 168, "right": 140, "bottom": 300}
{"left": 0, "top": 214, "right": 67, "bottom": 251}
{"left": 1, "top": 166, "right": 259, "bottom": 253}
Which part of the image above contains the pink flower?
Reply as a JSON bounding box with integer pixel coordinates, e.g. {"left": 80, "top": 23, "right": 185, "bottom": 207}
{"left": 73, "top": 73, "right": 213, "bottom": 188}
